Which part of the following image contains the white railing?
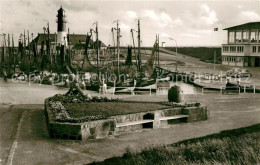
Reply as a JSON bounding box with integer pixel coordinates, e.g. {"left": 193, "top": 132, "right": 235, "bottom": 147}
{"left": 241, "top": 84, "right": 257, "bottom": 94}
{"left": 105, "top": 86, "right": 155, "bottom": 96}
{"left": 201, "top": 87, "right": 222, "bottom": 94}
{"left": 156, "top": 87, "right": 171, "bottom": 95}
{"left": 103, "top": 84, "right": 259, "bottom": 95}
{"left": 221, "top": 86, "right": 240, "bottom": 94}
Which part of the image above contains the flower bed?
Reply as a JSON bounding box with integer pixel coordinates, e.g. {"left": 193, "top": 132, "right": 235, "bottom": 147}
{"left": 161, "top": 102, "right": 201, "bottom": 107}
{"left": 48, "top": 92, "right": 201, "bottom": 123}
{"left": 45, "top": 93, "right": 207, "bottom": 140}
{"left": 49, "top": 101, "right": 107, "bottom": 123}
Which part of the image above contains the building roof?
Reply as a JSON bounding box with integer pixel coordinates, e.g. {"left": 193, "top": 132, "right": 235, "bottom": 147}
{"left": 58, "top": 6, "right": 65, "bottom": 12}
{"left": 223, "top": 22, "right": 260, "bottom": 30}
{"left": 32, "top": 33, "right": 106, "bottom": 47}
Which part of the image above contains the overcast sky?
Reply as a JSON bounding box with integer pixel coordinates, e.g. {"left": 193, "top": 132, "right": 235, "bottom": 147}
{"left": 1, "top": 0, "right": 260, "bottom": 47}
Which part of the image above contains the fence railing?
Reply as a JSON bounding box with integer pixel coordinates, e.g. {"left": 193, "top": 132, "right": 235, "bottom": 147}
{"left": 201, "top": 87, "right": 222, "bottom": 94}
{"left": 241, "top": 85, "right": 258, "bottom": 94}
{"left": 103, "top": 84, "right": 259, "bottom": 95}
{"left": 221, "top": 85, "right": 259, "bottom": 94}
{"left": 105, "top": 86, "right": 155, "bottom": 95}
{"left": 221, "top": 86, "right": 240, "bottom": 94}
{"left": 156, "top": 87, "right": 171, "bottom": 95}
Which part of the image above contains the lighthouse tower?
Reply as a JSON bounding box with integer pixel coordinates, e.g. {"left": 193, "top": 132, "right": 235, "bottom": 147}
{"left": 56, "top": 7, "right": 67, "bottom": 46}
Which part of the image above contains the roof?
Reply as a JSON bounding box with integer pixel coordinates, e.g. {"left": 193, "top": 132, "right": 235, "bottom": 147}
{"left": 58, "top": 6, "right": 65, "bottom": 12}
{"left": 223, "top": 22, "right": 260, "bottom": 30}
{"left": 32, "top": 33, "right": 106, "bottom": 47}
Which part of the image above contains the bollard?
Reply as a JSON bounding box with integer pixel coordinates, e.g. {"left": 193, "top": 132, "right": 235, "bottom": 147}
{"left": 131, "top": 88, "right": 134, "bottom": 95}
{"left": 254, "top": 85, "right": 256, "bottom": 94}
{"left": 244, "top": 85, "right": 246, "bottom": 93}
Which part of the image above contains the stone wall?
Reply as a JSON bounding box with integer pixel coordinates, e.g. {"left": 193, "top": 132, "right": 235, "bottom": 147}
{"left": 45, "top": 99, "right": 208, "bottom": 141}
{"left": 81, "top": 119, "right": 115, "bottom": 140}
{"left": 182, "top": 106, "right": 208, "bottom": 122}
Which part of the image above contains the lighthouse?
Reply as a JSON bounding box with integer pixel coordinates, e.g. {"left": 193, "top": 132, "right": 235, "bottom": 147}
{"left": 56, "top": 6, "right": 67, "bottom": 46}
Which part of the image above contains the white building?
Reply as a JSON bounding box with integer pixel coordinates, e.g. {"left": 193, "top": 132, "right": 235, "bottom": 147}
{"left": 222, "top": 22, "right": 260, "bottom": 67}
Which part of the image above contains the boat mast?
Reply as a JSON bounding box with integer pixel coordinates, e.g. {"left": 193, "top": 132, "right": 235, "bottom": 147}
{"left": 23, "top": 30, "right": 26, "bottom": 58}
{"left": 27, "top": 30, "right": 30, "bottom": 60}
{"left": 157, "top": 34, "right": 160, "bottom": 66}
{"left": 2, "top": 34, "right": 6, "bottom": 64}
{"left": 12, "top": 34, "right": 14, "bottom": 62}
{"left": 95, "top": 22, "right": 99, "bottom": 68}
{"left": 68, "top": 28, "right": 71, "bottom": 66}
{"left": 47, "top": 22, "right": 51, "bottom": 64}
{"left": 137, "top": 19, "right": 141, "bottom": 72}
{"left": 7, "top": 34, "right": 10, "bottom": 65}
{"left": 131, "top": 29, "right": 138, "bottom": 68}
{"left": 116, "top": 20, "right": 120, "bottom": 76}
{"left": 12, "top": 34, "right": 15, "bottom": 72}
{"left": 111, "top": 28, "right": 116, "bottom": 60}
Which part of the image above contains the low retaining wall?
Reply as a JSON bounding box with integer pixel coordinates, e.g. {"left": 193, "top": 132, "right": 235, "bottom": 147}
{"left": 45, "top": 99, "right": 208, "bottom": 141}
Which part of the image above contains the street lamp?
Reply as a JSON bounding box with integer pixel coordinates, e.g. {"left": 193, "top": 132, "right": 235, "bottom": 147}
{"left": 169, "top": 38, "right": 178, "bottom": 72}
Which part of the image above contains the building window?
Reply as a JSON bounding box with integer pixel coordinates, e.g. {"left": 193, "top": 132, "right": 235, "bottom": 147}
{"left": 223, "top": 57, "right": 228, "bottom": 62}
{"left": 252, "top": 46, "right": 257, "bottom": 53}
{"left": 230, "top": 46, "right": 236, "bottom": 52}
{"left": 243, "top": 31, "right": 249, "bottom": 42}
{"left": 223, "top": 46, "right": 229, "bottom": 52}
{"left": 237, "top": 57, "right": 243, "bottom": 63}
{"left": 250, "top": 31, "right": 257, "bottom": 42}
{"left": 236, "top": 31, "right": 242, "bottom": 43}
{"left": 229, "top": 31, "right": 235, "bottom": 43}
{"left": 258, "top": 31, "right": 260, "bottom": 42}
{"left": 237, "top": 46, "right": 244, "bottom": 53}
{"left": 258, "top": 46, "right": 260, "bottom": 52}
{"left": 244, "top": 57, "right": 248, "bottom": 63}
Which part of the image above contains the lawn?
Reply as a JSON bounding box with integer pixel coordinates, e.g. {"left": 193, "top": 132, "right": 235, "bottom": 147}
{"left": 90, "top": 124, "right": 260, "bottom": 165}
{"left": 164, "top": 47, "right": 222, "bottom": 63}
{"left": 64, "top": 102, "right": 170, "bottom": 118}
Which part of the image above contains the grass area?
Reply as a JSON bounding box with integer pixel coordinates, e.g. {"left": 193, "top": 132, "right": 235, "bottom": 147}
{"left": 0, "top": 108, "right": 24, "bottom": 164}
{"left": 90, "top": 124, "right": 260, "bottom": 165}
{"left": 164, "top": 47, "right": 222, "bottom": 63}
{"left": 64, "top": 102, "right": 170, "bottom": 118}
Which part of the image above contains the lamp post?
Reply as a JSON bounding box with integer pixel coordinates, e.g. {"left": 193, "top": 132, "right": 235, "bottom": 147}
{"left": 169, "top": 38, "right": 177, "bottom": 56}
{"left": 169, "top": 38, "right": 178, "bottom": 72}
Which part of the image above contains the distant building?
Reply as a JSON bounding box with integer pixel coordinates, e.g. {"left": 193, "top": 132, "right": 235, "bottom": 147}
{"left": 161, "top": 42, "right": 166, "bottom": 47}
{"left": 31, "top": 33, "right": 106, "bottom": 52}
{"left": 57, "top": 7, "right": 67, "bottom": 46}
{"left": 222, "top": 22, "right": 260, "bottom": 67}
{"left": 31, "top": 6, "right": 106, "bottom": 53}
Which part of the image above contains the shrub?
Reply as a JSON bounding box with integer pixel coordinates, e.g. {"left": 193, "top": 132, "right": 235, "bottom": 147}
{"left": 168, "top": 85, "right": 182, "bottom": 103}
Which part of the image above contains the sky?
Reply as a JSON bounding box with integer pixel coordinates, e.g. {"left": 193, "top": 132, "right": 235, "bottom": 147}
{"left": 1, "top": 0, "right": 260, "bottom": 47}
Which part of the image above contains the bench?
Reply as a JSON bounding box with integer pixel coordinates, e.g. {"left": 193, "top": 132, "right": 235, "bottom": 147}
{"left": 116, "top": 120, "right": 154, "bottom": 128}
{"left": 159, "top": 115, "right": 188, "bottom": 126}
{"left": 159, "top": 115, "right": 188, "bottom": 121}
{"left": 222, "top": 86, "right": 240, "bottom": 94}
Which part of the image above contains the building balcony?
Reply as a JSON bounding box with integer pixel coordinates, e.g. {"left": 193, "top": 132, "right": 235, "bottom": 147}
{"left": 222, "top": 51, "right": 246, "bottom": 56}
{"left": 222, "top": 44, "right": 260, "bottom": 57}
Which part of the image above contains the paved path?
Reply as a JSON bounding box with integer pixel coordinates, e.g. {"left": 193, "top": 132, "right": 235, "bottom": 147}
{"left": 1, "top": 84, "right": 260, "bottom": 164}
{"left": 0, "top": 78, "right": 128, "bottom": 105}
{"left": 1, "top": 50, "right": 260, "bottom": 164}
{"left": 158, "top": 48, "right": 260, "bottom": 87}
